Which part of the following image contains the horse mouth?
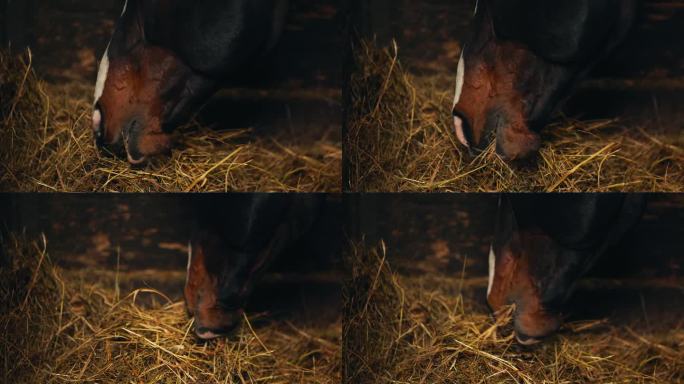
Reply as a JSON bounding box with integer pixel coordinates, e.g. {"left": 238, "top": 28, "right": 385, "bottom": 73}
{"left": 454, "top": 115, "right": 470, "bottom": 148}
{"left": 515, "top": 331, "right": 544, "bottom": 346}
{"left": 121, "top": 125, "right": 148, "bottom": 166}
{"left": 126, "top": 152, "right": 147, "bottom": 165}
{"left": 194, "top": 320, "right": 242, "bottom": 341}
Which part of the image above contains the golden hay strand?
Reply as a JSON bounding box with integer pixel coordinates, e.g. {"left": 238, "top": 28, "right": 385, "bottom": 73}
{"left": 1, "top": 234, "right": 341, "bottom": 384}
{"left": 343, "top": 243, "right": 684, "bottom": 383}
{"left": 0, "top": 50, "right": 341, "bottom": 192}
{"left": 346, "top": 40, "right": 684, "bottom": 192}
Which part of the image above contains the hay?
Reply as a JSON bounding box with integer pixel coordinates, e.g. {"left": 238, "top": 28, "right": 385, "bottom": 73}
{"left": 0, "top": 234, "right": 341, "bottom": 383}
{"left": 343, "top": 242, "right": 684, "bottom": 383}
{"left": 0, "top": 50, "right": 341, "bottom": 192}
{"left": 346, "top": 41, "right": 684, "bottom": 192}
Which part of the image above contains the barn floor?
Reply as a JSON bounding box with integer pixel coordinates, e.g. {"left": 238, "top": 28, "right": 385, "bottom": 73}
{"left": 344, "top": 195, "right": 684, "bottom": 383}
{"left": 1, "top": 195, "right": 343, "bottom": 383}
{"left": 346, "top": 0, "right": 684, "bottom": 192}
{"left": 1, "top": 0, "right": 343, "bottom": 192}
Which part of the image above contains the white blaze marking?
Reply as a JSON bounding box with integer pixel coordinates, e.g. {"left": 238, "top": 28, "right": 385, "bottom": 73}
{"left": 487, "top": 245, "right": 496, "bottom": 296}
{"left": 453, "top": 49, "right": 468, "bottom": 148}
{"left": 186, "top": 241, "right": 193, "bottom": 279}
{"left": 93, "top": 0, "right": 129, "bottom": 106}
{"left": 474, "top": 0, "right": 480, "bottom": 16}
{"left": 453, "top": 49, "right": 466, "bottom": 108}
{"left": 93, "top": 47, "right": 110, "bottom": 106}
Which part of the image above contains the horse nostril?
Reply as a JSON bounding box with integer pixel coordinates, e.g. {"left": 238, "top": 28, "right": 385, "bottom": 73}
{"left": 124, "top": 118, "right": 140, "bottom": 137}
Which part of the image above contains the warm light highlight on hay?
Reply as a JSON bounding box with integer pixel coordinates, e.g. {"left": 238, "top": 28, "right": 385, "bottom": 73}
{"left": 0, "top": 234, "right": 341, "bottom": 383}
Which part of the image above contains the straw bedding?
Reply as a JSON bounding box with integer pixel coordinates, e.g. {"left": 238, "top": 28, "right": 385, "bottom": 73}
{"left": 0, "top": 50, "right": 341, "bottom": 192}
{"left": 0, "top": 234, "right": 341, "bottom": 383}
{"left": 346, "top": 41, "right": 684, "bottom": 192}
{"left": 343, "top": 243, "right": 684, "bottom": 384}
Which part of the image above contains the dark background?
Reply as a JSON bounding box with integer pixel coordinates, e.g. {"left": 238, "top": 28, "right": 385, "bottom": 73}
{"left": 349, "top": 194, "right": 684, "bottom": 278}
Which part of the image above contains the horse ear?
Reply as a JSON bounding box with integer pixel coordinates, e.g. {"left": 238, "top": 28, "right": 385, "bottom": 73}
{"left": 108, "top": 0, "right": 145, "bottom": 56}
{"left": 468, "top": 0, "right": 496, "bottom": 51}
